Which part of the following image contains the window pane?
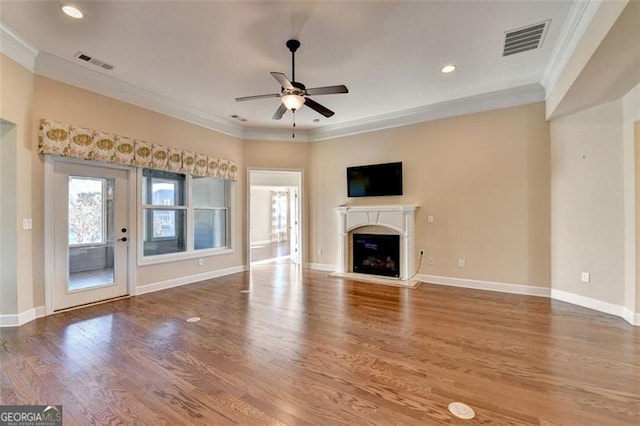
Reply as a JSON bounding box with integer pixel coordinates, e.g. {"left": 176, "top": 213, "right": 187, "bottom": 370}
{"left": 194, "top": 209, "right": 226, "bottom": 250}
{"left": 143, "top": 209, "right": 186, "bottom": 256}
{"left": 68, "top": 177, "right": 105, "bottom": 244}
{"left": 143, "top": 170, "right": 185, "bottom": 206}
{"left": 153, "top": 210, "right": 176, "bottom": 238}
{"left": 152, "top": 180, "right": 178, "bottom": 206}
{"left": 192, "top": 177, "right": 226, "bottom": 207}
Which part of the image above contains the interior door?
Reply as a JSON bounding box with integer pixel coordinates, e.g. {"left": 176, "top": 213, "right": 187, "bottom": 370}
{"left": 53, "top": 161, "right": 129, "bottom": 311}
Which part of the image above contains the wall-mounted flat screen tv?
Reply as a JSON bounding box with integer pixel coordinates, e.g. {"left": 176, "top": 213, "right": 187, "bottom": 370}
{"left": 347, "top": 162, "right": 403, "bottom": 197}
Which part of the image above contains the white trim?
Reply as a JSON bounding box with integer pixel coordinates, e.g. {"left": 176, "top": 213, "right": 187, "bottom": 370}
{"left": 305, "top": 263, "right": 335, "bottom": 272}
{"left": 135, "top": 265, "right": 247, "bottom": 295}
{"left": 417, "top": 274, "right": 551, "bottom": 297}
{"left": 0, "top": 306, "right": 46, "bottom": 328}
{"left": 0, "top": 22, "right": 38, "bottom": 72}
{"left": 309, "top": 84, "right": 545, "bottom": 141}
{"left": 127, "top": 168, "right": 138, "bottom": 297}
{"left": 243, "top": 126, "right": 311, "bottom": 142}
{"left": 34, "top": 52, "right": 243, "bottom": 139}
{"left": 248, "top": 168, "right": 304, "bottom": 268}
{"left": 622, "top": 308, "right": 640, "bottom": 326}
{"left": 31, "top": 47, "right": 545, "bottom": 143}
{"left": 44, "top": 156, "right": 55, "bottom": 315}
{"left": 550, "top": 289, "right": 633, "bottom": 323}
{"left": 541, "top": 0, "right": 602, "bottom": 95}
{"left": 44, "top": 156, "right": 136, "bottom": 314}
{"left": 336, "top": 205, "right": 418, "bottom": 280}
{"left": 139, "top": 248, "right": 235, "bottom": 266}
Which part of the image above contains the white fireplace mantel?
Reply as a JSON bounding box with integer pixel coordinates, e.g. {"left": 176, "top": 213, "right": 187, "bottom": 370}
{"left": 335, "top": 205, "right": 419, "bottom": 284}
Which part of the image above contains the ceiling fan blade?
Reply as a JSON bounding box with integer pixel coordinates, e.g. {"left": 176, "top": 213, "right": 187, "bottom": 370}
{"left": 304, "top": 97, "right": 335, "bottom": 118}
{"left": 305, "top": 85, "right": 349, "bottom": 96}
{"left": 271, "top": 72, "right": 294, "bottom": 90}
{"left": 235, "top": 93, "right": 280, "bottom": 102}
{"left": 272, "top": 103, "right": 287, "bottom": 120}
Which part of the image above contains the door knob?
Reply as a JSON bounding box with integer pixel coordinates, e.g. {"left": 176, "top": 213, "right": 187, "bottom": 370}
{"left": 117, "top": 237, "right": 128, "bottom": 242}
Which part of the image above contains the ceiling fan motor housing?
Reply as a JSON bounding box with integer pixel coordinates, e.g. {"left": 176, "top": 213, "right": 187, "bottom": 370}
{"left": 286, "top": 39, "right": 301, "bottom": 53}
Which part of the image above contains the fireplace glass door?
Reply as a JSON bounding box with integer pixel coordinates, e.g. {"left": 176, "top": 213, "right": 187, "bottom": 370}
{"left": 352, "top": 233, "right": 400, "bottom": 278}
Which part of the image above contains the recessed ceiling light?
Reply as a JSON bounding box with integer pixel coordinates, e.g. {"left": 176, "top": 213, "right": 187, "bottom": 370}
{"left": 61, "top": 5, "right": 83, "bottom": 19}
{"left": 441, "top": 65, "right": 457, "bottom": 74}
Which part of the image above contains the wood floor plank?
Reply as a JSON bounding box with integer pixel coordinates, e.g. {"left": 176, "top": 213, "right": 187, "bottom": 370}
{"left": 1, "top": 264, "right": 639, "bottom": 425}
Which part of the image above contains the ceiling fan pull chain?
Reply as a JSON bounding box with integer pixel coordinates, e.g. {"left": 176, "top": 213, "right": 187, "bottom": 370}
{"left": 292, "top": 110, "right": 296, "bottom": 139}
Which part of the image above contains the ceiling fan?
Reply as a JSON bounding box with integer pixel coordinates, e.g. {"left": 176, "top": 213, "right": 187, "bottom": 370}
{"left": 235, "top": 39, "right": 348, "bottom": 120}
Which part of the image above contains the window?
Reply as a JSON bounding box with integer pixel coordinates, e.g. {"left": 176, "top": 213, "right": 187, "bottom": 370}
{"left": 68, "top": 176, "right": 109, "bottom": 245}
{"left": 193, "top": 177, "right": 228, "bottom": 250}
{"left": 141, "top": 169, "right": 230, "bottom": 260}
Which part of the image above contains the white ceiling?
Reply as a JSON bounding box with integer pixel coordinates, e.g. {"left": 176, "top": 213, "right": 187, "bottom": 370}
{"left": 0, "top": 1, "right": 577, "bottom": 140}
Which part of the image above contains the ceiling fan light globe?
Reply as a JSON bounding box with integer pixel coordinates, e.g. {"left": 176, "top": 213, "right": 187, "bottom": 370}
{"left": 282, "top": 94, "right": 305, "bottom": 111}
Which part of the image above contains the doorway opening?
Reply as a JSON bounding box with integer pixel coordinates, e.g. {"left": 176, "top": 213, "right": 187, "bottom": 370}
{"left": 248, "top": 170, "right": 302, "bottom": 266}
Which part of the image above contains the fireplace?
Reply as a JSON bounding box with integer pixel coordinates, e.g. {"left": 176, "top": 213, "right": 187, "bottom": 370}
{"left": 334, "top": 205, "right": 418, "bottom": 286}
{"left": 353, "top": 233, "right": 400, "bottom": 278}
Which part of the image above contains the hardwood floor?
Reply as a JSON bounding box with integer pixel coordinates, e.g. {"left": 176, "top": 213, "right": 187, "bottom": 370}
{"left": 1, "top": 265, "right": 639, "bottom": 425}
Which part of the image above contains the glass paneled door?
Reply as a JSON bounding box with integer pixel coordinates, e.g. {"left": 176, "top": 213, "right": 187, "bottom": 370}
{"left": 53, "top": 162, "right": 129, "bottom": 311}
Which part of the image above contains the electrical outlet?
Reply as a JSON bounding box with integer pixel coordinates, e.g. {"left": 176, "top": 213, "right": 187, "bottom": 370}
{"left": 22, "top": 218, "right": 32, "bottom": 230}
{"left": 198, "top": 258, "right": 204, "bottom": 266}
{"left": 458, "top": 258, "right": 466, "bottom": 268}
{"left": 428, "top": 257, "right": 435, "bottom": 265}
{"left": 581, "top": 272, "right": 590, "bottom": 283}
{"left": 427, "top": 215, "right": 434, "bottom": 224}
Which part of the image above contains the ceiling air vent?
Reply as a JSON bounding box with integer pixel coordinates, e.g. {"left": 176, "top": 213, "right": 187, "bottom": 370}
{"left": 74, "top": 51, "right": 115, "bottom": 71}
{"left": 502, "top": 20, "right": 549, "bottom": 57}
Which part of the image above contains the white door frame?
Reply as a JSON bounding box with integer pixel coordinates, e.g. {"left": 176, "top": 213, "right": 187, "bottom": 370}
{"left": 44, "top": 156, "right": 137, "bottom": 315}
{"left": 247, "top": 168, "right": 303, "bottom": 268}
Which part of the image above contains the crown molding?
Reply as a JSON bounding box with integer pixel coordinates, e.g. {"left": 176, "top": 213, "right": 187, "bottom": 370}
{"left": 540, "top": 0, "right": 602, "bottom": 96}
{"left": 34, "top": 51, "right": 244, "bottom": 139}
{"left": 241, "top": 125, "right": 311, "bottom": 142}
{"left": 308, "top": 83, "right": 545, "bottom": 141}
{"left": 0, "top": 21, "right": 39, "bottom": 71}
{"left": 16, "top": 27, "right": 544, "bottom": 144}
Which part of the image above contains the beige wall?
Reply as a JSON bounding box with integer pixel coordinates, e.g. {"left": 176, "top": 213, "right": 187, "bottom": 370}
{"left": 0, "top": 55, "right": 35, "bottom": 314}
{"left": 309, "top": 103, "right": 551, "bottom": 287}
{"left": 550, "top": 100, "right": 625, "bottom": 305}
{"left": 30, "top": 76, "right": 245, "bottom": 295}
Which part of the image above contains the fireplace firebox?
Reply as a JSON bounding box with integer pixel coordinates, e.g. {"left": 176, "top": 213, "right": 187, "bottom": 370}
{"left": 352, "top": 233, "right": 400, "bottom": 278}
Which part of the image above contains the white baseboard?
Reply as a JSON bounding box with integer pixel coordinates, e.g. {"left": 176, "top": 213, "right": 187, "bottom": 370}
{"left": 417, "top": 274, "right": 551, "bottom": 297}
{"left": 136, "top": 265, "right": 248, "bottom": 296}
{"left": 305, "top": 263, "right": 336, "bottom": 272}
{"left": 551, "top": 289, "right": 639, "bottom": 326}
{"left": 0, "top": 306, "right": 46, "bottom": 327}
{"left": 622, "top": 308, "right": 640, "bottom": 326}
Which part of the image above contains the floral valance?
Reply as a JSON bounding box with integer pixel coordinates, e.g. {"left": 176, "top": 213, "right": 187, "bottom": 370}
{"left": 38, "top": 119, "right": 238, "bottom": 180}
